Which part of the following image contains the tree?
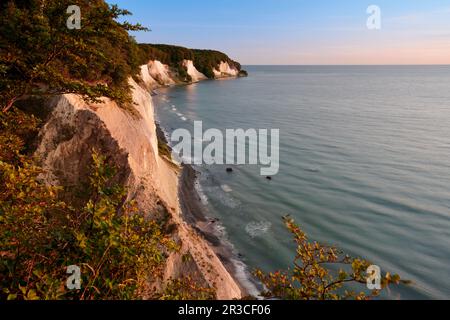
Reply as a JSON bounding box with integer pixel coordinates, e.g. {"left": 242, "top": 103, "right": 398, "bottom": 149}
{"left": 0, "top": 0, "right": 148, "bottom": 113}
{"left": 0, "top": 108, "right": 213, "bottom": 300}
{"left": 254, "top": 216, "right": 408, "bottom": 300}
{"left": 0, "top": 109, "right": 177, "bottom": 299}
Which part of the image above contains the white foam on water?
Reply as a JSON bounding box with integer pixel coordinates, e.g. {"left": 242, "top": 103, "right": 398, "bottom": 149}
{"left": 205, "top": 186, "right": 240, "bottom": 208}
{"left": 221, "top": 184, "right": 233, "bottom": 193}
{"left": 245, "top": 221, "right": 272, "bottom": 238}
{"left": 210, "top": 223, "right": 262, "bottom": 298}
{"left": 192, "top": 168, "right": 261, "bottom": 298}
{"left": 194, "top": 179, "right": 209, "bottom": 205}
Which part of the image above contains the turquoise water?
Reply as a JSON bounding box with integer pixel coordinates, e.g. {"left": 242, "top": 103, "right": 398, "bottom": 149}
{"left": 154, "top": 66, "right": 450, "bottom": 299}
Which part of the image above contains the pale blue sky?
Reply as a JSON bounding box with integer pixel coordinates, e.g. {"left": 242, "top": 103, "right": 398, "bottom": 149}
{"left": 109, "top": 0, "right": 450, "bottom": 65}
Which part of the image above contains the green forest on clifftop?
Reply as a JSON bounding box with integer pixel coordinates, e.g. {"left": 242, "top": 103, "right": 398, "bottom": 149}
{"left": 138, "top": 44, "right": 243, "bottom": 79}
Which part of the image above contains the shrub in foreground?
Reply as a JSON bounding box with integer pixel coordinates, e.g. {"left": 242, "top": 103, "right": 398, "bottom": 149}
{"left": 254, "top": 216, "right": 407, "bottom": 300}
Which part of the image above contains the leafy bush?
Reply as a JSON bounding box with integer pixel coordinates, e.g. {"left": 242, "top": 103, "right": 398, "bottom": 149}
{"left": 139, "top": 44, "right": 195, "bottom": 66}
{"left": 156, "top": 277, "right": 216, "bottom": 300}
{"left": 254, "top": 216, "right": 407, "bottom": 300}
{"left": 0, "top": 108, "right": 219, "bottom": 300}
{"left": 0, "top": 109, "right": 176, "bottom": 300}
{"left": 0, "top": 107, "right": 40, "bottom": 164}
{"left": 193, "top": 49, "right": 241, "bottom": 79}
{"left": 0, "top": 0, "right": 148, "bottom": 112}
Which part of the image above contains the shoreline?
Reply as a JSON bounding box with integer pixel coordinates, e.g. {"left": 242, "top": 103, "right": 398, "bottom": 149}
{"left": 178, "top": 164, "right": 258, "bottom": 297}
{"left": 150, "top": 64, "right": 257, "bottom": 297}
{"left": 155, "top": 119, "right": 260, "bottom": 298}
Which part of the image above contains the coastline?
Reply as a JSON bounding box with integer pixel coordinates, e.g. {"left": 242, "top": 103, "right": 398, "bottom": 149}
{"left": 155, "top": 118, "right": 259, "bottom": 298}
{"left": 148, "top": 59, "right": 255, "bottom": 298}
{"left": 178, "top": 164, "right": 259, "bottom": 297}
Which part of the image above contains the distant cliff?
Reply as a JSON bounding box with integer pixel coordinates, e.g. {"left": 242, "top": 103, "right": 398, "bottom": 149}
{"left": 137, "top": 44, "right": 247, "bottom": 87}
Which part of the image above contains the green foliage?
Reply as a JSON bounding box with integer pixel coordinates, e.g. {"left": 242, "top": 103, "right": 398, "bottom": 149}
{"left": 0, "top": 107, "right": 40, "bottom": 164}
{"left": 0, "top": 0, "right": 246, "bottom": 111}
{"left": 156, "top": 277, "right": 216, "bottom": 300}
{"left": 238, "top": 70, "right": 249, "bottom": 77}
{"left": 0, "top": 1, "right": 243, "bottom": 301}
{"left": 0, "top": 109, "right": 70, "bottom": 300}
{"left": 139, "top": 44, "right": 195, "bottom": 66}
{"left": 158, "top": 138, "right": 173, "bottom": 161}
{"left": 0, "top": 109, "right": 170, "bottom": 299}
{"left": 0, "top": 0, "right": 148, "bottom": 112}
{"left": 137, "top": 44, "right": 242, "bottom": 79}
{"left": 254, "top": 216, "right": 406, "bottom": 300}
{"left": 0, "top": 158, "right": 67, "bottom": 300}
{"left": 192, "top": 49, "right": 241, "bottom": 79}
{"left": 0, "top": 109, "right": 217, "bottom": 300}
{"left": 0, "top": 151, "right": 174, "bottom": 299}
{"left": 176, "top": 64, "right": 192, "bottom": 82}
{"left": 69, "top": 151, "right": 179, "bottom": 300}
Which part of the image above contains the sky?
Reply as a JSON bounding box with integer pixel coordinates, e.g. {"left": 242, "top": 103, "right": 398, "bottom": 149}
{"left": 108, "top": 0, "right": 450, "bottom": 65}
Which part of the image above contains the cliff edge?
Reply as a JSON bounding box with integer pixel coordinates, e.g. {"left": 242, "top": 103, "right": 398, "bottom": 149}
{"left": 34, "top": 66, "right": 243, "bottom": 299}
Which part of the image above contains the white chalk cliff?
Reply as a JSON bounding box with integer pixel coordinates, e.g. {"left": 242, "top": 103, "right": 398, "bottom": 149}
{"left": 213, "top": 61, "right": 239, "bottom": 78}
{"left": 148, "top": 60, "right": 176, "bottom": 87}
{"left": 35, "top": 66, "right": 243, "bottom": 300}
{"left": 140, "top": 59, "right": 240, "bottom": 89}
{"left": 140, "top": 65, "right": 159, "bottom": 90}
{"left": 183, "top": 59, "right": 208, "bottom": 82}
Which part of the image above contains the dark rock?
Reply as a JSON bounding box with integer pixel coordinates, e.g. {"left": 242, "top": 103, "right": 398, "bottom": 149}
{"left": 226, "top": 168, "right": 233, "bottom": 173}
{"left": 266, "top": 176, "right": 272, "bottom": 180}
{"left": 238, "top": 70, "right": 249, "bottom": 77}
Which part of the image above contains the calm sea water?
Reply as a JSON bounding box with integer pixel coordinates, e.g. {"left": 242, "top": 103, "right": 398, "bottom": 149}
{"left": 154, "top": 66, "right": 450, "bottom": 299}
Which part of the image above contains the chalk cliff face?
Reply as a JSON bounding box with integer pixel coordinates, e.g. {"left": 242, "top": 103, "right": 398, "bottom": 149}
{"left": 148, "top": 60, "right": 177, "bottom": 87}
{"left": 140, "top": 59, "right": 240, "bottom": 89}
{"left": 213, "top": 61, "right": 240, "bottom": 78}
{"left": 35, "top": 67, "right": 243, "bottom": 299}
{"left": 182, "top": 59, "right": 208, "bottom": 82}
{"left": 140, "top": 65, "right": 159, "bottom": 90}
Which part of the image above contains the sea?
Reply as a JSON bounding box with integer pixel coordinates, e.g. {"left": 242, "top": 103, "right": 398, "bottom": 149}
{"left": 153, "top": 65, "right": 450, "bottom": 299}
